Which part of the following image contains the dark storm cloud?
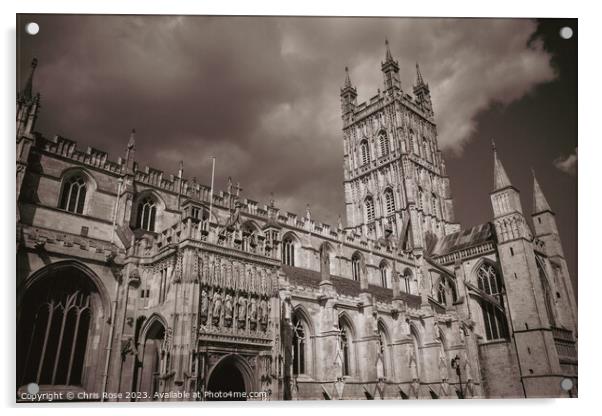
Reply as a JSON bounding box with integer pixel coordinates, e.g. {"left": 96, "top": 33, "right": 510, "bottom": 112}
{"left": 18, "top": 15, "right": 555, "bottom": 226}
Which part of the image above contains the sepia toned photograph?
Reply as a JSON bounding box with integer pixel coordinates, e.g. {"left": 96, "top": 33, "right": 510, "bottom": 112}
{"left": 15, "top": 14, "right": 577, "bottom": 402}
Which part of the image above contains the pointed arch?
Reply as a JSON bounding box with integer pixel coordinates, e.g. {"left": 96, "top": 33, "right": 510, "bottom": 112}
{"left": 379, "top": 259, "right": 390, "bottom": 288}
{"left": 378, "top": 130, "right": 390, "bottom": 156}
{"left": 401, "top": 267, "right": 414, "bottom": 294}
{"left": 17, "top": 261, "right": 108, "bottom": 389}
{"left": 472, "top": 260, "right": 509, "bottom": 341}
{"left": 377, "top": 319, "right": 392, "bottom": 379}
{"left": 292, "top": 305, "right": 315, "bottom": 377}
{"left": 364, "top": 195, "right": 375, "bottom": 223}
{"left": 408, "top": 322, "right": 422, "bottom": 380}
{"left": 319, "top": 241, "right": 336, "bottom": 276}
{"left": 351, "top": 251, "right": 364, "bottom": 282}
{"left": 136, "top": 313, "right": 168, "bottom": 398}
{"left": 359, "top": 139, "right": 371, "bottom": 165}
{"left": 206, "top": 353, "right": 256, "bottom": 395}
{"left": 536, "top": 257, "right": 557, "bottom": 327}
{"left": 282, "top": 231, "right": 300, "bottom": 267}
{"left": 241, "top": 220, "right": 264, "bottom": 252}
{"left": 58, "top": 167, "right": 99, "bottom": 215}
{"left": 383, "top": 187, "right": 395, "bottom": 215}
{"left": 131, "top": 190, "right": 166, "bottom": 233}
{"left": 337, "top": 312, "right": 357, "bottom": 377}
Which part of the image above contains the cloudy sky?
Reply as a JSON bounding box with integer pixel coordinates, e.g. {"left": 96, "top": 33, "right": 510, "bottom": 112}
{"left": 17, "top": 15, "right": 577, "bottom": 287}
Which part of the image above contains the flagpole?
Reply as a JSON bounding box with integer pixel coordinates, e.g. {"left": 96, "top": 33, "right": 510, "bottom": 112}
{"left": 208, "top": 157, "right": 216, "bottom": 224}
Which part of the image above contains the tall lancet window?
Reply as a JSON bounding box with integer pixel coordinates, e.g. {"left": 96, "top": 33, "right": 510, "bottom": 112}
{"left": 292, "top": 313, "right": 307, "bottom": 375}
{"left": 423, "top": 137, "right": 432, "bottom": 162}
{"left": 365, "top": 197, "right": 375, "bottom": 223}
{"left": 338, "top": 318, "right": 353, "bottom": 377}
{"left": 59, "top": 175, "right": 87, "bottom": 214}
{"left": 360, "top": 140, "right": 370, "bottom": 165}
{"left": 384, "top": 188, "right": 395, "bottom": 215}
{"left": 537, "top": 259, "right": 557, "bottom": 327}
{"left": 379, "top": 132, "right": 390, "bottom": 156}
{"left": 477, "top": 263, "right": 509, "bottom": 341}
{"left": 351, "top": 252, "right": 362, "bottom": 282}
{"left": 282, "top": 235, "right": 296, "bottom": 266}
{"left": 410, "top": 130, "right": 419, "bottom": 156}
{"left": 379, "top": 261, "right": 389, "bottom": 288}
{"left": 136, "top": 197, "right": 157, "bottom": 232}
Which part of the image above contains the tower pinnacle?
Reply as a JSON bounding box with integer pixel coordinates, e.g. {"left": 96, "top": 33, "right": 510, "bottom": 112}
{"left": 344, "top": 66, "right": 352, "bottom": 88}
{"left": 19, "top": 57, "right": 38, "bottom": 103}
{"left": 415, "top": 62, "right": 425, "bottom": 86}
{"left": 128, "top": 128, "right": 136, "bottom": 149}
{"left": 492, "top": 140, "right": 512, "bottom": 191}
{"left": 385, "top": 38, "right": 393, "bottom": 62}
{"left": 532, "top": 169, "right": 552, "bottom": 214}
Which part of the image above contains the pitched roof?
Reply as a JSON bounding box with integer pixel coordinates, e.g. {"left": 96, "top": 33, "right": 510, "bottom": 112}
{"left": 283, "top": 265, "right": 421, "bottom": 307}
{"left": 431, "top": 222, "right": 494, "bottom": 258}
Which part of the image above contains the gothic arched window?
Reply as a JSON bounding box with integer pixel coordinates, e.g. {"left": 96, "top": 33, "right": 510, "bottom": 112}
{"left": 423, "top": 137, "right": 432, "bottom": 161}
{"left": 365, "top": 196, "right": 375, "bottom": 223}
{"left": 437, "top": 281, "right": 447, "bottom": 305}
{"left": 360, "top": 140, "right": 370, "bottom": 165}
{"left": 292, "top": 313, "right": 308, "bottom": 375}
{"left": 377, "top": 322, "right": 390, "bottom": 378}
{"left": 477, "top": 263, "right": 502, "bottom": 296}
{"left": 476, "top": 263, "right": 509, "bottom": 341}
{"left": 136, "top": 196, "right": 157, "bottom": 232}
{"left": 282, "top": 235, "right": 296, "bottom": 266}
{"left": 338, "top": 317, "right": 354, "bottom": 377}
{"left": 403, "top": 268, "right": 413, "bottom": 293}
{"left": 379, "top": 261, "right": 389, "bottom": 288}
{"left": 379, "top": 132, "right": 390, "bottom": 156}
{"left": 59, "top": 175, "right": 87, "bottom": 214}
{"left": 537, "top": 259, "right": 557, "bottom": 327}
{"left": 384, "top": 188, "right": 395, "bottom": 215}
{"left": 320, "top": 243, "right": 334, "bottom": 276}
{"left": 410, "top": 130, "right": 419, "bottom": 156}
{"left": 351, "top": 252, "right": 362, "bottom": 282}
{"left": 431, "top": 193, "right": 439, "bottom": 217}
{"left": 18, "top": 267, "right": 99, "bottom": 388}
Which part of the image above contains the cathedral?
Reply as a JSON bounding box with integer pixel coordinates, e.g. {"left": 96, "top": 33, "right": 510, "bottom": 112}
{"left": 16, "top": 42, "right": 577, "bottom": 401}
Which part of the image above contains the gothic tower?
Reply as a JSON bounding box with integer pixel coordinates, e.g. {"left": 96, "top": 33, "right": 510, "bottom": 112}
{"left": 341, "top": 41, "right": 459, "bottom": 253}
{"left": 531, "top": 172, "right": 578, "bottom": 339}
{"left": 490, "top": 145, "right": 565, "bottom": 397}
{"left": 16, "top": 58, "right": 41, "bottom": 210}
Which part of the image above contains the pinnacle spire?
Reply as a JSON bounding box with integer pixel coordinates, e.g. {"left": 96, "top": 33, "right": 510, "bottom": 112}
{"left": 127, "top": 128, "right": 136, "bottom": 149}
{"left": 344, "top": 66, "right": 352, "bottom": 88}
{"left": 20, "top": 57, "right": 38, "bottom": 102}
{"left": 492, "top": 139, "right": 512, "bottom": 191}
{"left": 415, "top": 62, "right": 425, "bottom": 85}
{"left": 385, "top": 38, "right": 393, "bottom": 61}
{"left": 532, "top": 169, "right": 552, "bottom": 213}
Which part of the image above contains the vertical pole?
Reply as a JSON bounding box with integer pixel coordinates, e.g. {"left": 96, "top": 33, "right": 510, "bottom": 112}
{"left": 208, "top": 157, "right": 216, "bottom": 224}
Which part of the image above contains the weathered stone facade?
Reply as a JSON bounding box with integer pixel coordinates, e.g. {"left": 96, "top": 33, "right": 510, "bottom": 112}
{"left": 16, "top": 46, "right": 577, "bottom": 401}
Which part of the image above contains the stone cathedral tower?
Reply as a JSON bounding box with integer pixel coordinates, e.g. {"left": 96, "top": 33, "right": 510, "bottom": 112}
{"left": 341, "top": 41, "right": 459, "bottom": 255}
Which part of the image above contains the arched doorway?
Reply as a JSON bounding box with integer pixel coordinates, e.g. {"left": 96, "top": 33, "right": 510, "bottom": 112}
{"left": 137, "top": 316, "right": 167, "bottom": 399}
{"left": 206, "top": 355, "right": 252, "bottom": 401}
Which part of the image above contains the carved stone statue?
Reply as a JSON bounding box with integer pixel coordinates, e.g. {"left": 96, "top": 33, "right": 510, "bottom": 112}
{"left": 212, "top": 290, "right": 222, "bottom": 325}
{"left": 200, "top": 289, "right": 209, "bottom": 323}
{"left": 238, "top": 295, "right": 247, "bottom": 328}
{"left": 224, "top": 294, "right": 233, "bottom": 325}
{"left": 259, "top": 298, "right": 269, "bottom": 329}
{"left": 249, "top": 297, "right": 258, "bottom": 322}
